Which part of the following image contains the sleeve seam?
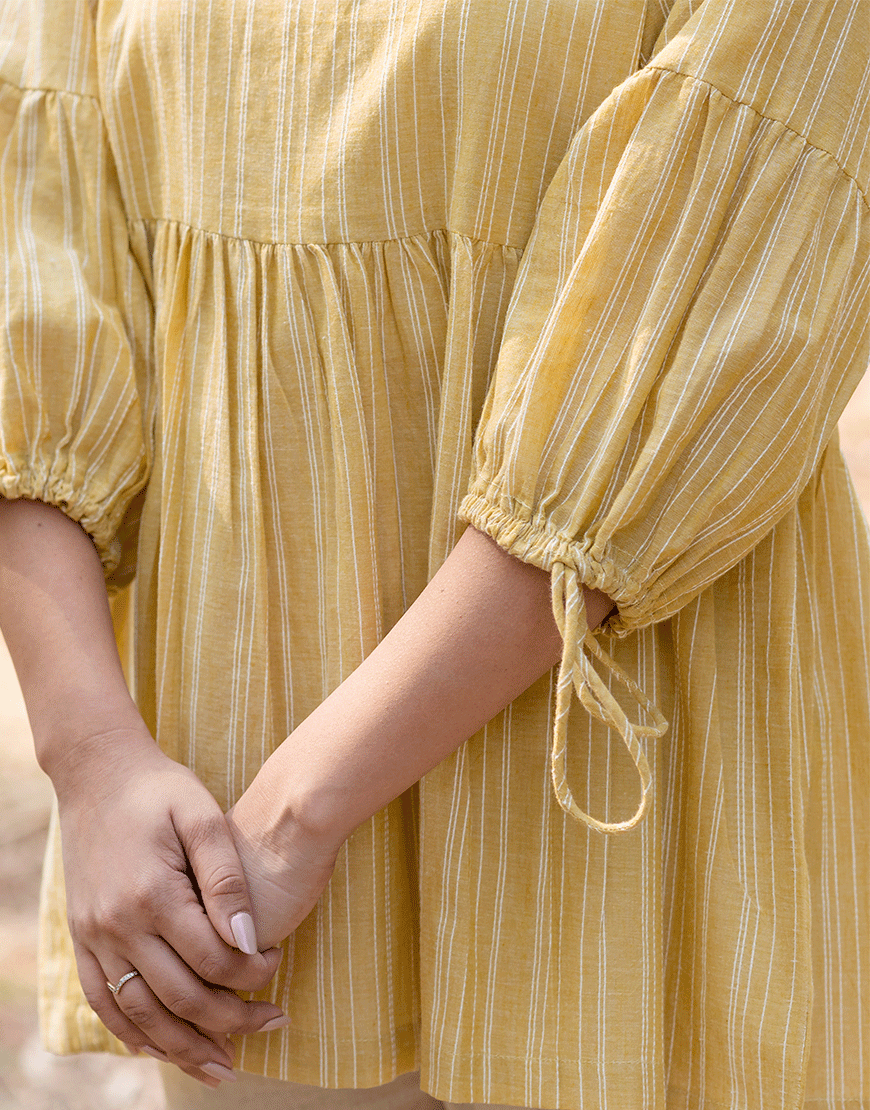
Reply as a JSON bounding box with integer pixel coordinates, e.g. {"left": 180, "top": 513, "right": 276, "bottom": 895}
{"left": 643, "top": 63, "right": 870, "bottom": 212}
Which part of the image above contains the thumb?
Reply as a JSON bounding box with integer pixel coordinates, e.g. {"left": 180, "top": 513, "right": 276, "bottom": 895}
{"left": 181, "top": 809, "right": 260, "bottom": 955}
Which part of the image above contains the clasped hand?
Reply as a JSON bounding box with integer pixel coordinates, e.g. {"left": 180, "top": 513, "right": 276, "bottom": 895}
{"left": 53, "top": 725, "right": 340, "bottom": 1088}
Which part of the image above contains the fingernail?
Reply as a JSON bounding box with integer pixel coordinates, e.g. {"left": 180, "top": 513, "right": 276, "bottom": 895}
{"left": 230, "top": 911, "right": 257, "bottom": 955}
{"left": 201, "top": 1061, "right": 237, "bottom": 1082}
{"left": 256, "top": 1014, "right": 290, "bottom": 1033}
{"left": 142, "top": 1046, "right": 170, "bottom": 1063}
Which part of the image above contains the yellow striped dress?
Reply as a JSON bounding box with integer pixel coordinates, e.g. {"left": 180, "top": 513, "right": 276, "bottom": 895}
{"left": 1, "top": 1, "right": 868, "bottom": 1107}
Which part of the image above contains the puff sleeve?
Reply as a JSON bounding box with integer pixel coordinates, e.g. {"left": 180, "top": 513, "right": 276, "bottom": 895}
{"left": 0, "top": 0, "right": 152, "bottom": 583}
{"left": 459, "top": 0, "right": 870, "bottom": 833}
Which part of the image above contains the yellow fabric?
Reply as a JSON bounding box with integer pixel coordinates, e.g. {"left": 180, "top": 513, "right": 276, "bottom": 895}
{"left": 549, "top": 564, "right": 667, "bottom": 833}
{"left": 1, "top": 0, "right": 868, "bottom": 1107}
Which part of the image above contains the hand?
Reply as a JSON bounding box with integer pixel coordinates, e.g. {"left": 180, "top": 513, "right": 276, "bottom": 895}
{"left": 53, "top": 725, "right": 288, "bottom": 1087}
{"left": 225, "top": 778, "right": 342, "bottom": 952}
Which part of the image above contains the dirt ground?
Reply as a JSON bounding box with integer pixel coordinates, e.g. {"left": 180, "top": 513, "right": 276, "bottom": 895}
{"left": 1, "top": 373, "right": 868, "bottom": 1108}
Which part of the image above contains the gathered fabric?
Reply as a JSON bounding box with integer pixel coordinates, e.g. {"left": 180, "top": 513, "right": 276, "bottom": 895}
{"left": 1, "top": 1, "right": 868, "bottom": 1107}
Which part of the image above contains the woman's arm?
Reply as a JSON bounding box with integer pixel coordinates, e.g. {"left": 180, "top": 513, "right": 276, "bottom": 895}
{"left": 226, "top": 525, "right": 614, "bottom": 946}
{"left": 0, "top": 499, "right": 142, "bottom": 759}
{"left": 0, "top": 498, "right": 286, "bottom": 1082}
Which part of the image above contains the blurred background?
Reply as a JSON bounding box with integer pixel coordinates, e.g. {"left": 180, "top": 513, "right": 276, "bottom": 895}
{"left": 1, "top": 374, "right": 868, "bottom": 1108}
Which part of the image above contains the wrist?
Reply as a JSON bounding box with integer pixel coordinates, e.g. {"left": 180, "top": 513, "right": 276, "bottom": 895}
{"left": 228, "top": 763, "right": 346, "bottom": 912}
{"left": 38, "top": 713, "right": 159, "bottom": 801}
{"left": 238, "top": 747, "right": 351, "bottom": 858}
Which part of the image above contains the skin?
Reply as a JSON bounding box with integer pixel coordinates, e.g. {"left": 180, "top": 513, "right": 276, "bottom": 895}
{"left": 225, "top": 524, "right": 616, "bottom": 948}
{"left": 0, "top": 498, "right": 286, "bottom": 1087}
{"left": 0, "top": 496, "right": 613, "bottom": 1085}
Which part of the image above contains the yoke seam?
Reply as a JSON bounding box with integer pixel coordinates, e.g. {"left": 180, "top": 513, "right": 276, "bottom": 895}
{"left": 131, "top": 215, "right": 528, "bottom": 252}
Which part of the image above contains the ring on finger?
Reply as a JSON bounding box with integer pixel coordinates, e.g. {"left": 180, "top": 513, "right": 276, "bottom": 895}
{"left": 107, "top": 969, "right": 142, "bottom": 996}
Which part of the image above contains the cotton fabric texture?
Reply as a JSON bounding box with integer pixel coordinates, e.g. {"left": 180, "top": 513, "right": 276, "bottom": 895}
{"left": 1, "top": 0, "right": 868, "bottom": 1107}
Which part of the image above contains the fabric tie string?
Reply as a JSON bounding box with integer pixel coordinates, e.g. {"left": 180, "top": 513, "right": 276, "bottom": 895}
{"left": 550, "top": 560, "right": 668, "bottom": 834}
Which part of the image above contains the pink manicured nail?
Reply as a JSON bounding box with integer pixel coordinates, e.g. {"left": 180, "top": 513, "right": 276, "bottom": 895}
{"left": 257, "top": 1015, "right": 290, "bottom": 1033}
{"left": 230, "top": 912, "right": 257, "bottom": 955}
{"left": 201, "top": 1061, "right": 237, "bottom": 1082}
{"left": 142, "top": 1046, "right": 170, "bottom": 1063}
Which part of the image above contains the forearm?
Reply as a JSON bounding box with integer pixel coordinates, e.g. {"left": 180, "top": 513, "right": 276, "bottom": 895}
{"left": 243, "top": 525, "right": 614, "bottom": 849}
{"left": 0, "top": 498, "right": 144, "bottom": 778}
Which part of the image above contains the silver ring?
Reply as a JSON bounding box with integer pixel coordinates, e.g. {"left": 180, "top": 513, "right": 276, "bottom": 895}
{"left": 107, "top": 970, "right": 141, "bottom": 996}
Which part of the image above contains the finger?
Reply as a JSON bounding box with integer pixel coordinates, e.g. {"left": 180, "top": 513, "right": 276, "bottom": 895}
{"left": 91, "top": 955, "right": 236, "bottom": 1073}
{"left": 174, "top": 808, "right": 260, "bottom": 955}
{"left": 77, "top": 947, "right": 237, "bottom": 1088}
{"left": 75, "top": 945, "right": 156, "bottom": 1056}
{"left": 156, "top": 894, "right": 284, "bottom": 992}
{"left": 143, "top": 1048, "right": 223, "bottom": 1089}
{"left": 124, "top": 933, "right": 286, "bottom": 1036}
{"left": 210, "top": 1033, "right": 236, "bottom": 1064}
